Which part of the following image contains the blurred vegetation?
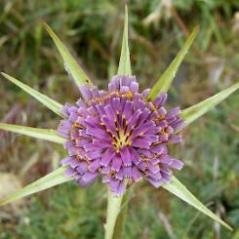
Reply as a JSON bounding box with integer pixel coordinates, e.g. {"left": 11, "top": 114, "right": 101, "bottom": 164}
{"left": 1, "top": 0, "right": 239, "bottom": 238}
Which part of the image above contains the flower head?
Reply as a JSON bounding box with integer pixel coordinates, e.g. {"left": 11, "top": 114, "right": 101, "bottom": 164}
{"left": 58, "top": 75, "right": 184, "bottom": 195}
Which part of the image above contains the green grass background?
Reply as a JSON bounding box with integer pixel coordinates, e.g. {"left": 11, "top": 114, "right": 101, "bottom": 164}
{"left": 1, "top": 0, "right": 239, "bottom": 238}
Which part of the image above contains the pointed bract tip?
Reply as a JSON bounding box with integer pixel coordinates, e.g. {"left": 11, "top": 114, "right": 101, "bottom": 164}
{"left": 43, "top": 21, "right": 93, "bottom": 90}
{"left": 42, "top": 22, "right": 54, "bottom": 36}
{"left": 1, "top": 72, "right": 7, "bottom": 77}
{"left": 125, "top": 4, "right": 128, "bottom": 15}
{"left": 148, "top": 25, "right": 199, "bottom": 100}
{"left": 117, "top": 3, "right": 131, "bottom": 75}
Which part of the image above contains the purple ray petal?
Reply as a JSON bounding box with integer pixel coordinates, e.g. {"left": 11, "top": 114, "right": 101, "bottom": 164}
{"left": 88, "top": 160, "right": 101, "bottom": 172}
{"left": 111, "top": 155, "right": 122, "bottom": 172}
{"left": 131, "top": 167, "right": 142, "bottom": 181}
{"left": 154, "top": 93, "right": 167, "bottom": 107}
{"left": 100, "top": 149, "right": 115, "bottom": 167}
{"left": 169, "top": 158, "right": 184, "bottom": 170}
{"left": 65, "top": 167, "right": 76, "bottom": 177}
{"left": 79, "top": 172, "right": 98, "bottom": 186}
{"left": 76, "top": 162, "right": 88, "bottom": 175}
{"left": 120, "top": 147, "right": 132, "bottom": 166}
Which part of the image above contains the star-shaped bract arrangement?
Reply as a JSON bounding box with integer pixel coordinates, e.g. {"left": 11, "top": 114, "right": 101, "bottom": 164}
{"left": 0, "top": 6, "right": 237, "bottom": 234}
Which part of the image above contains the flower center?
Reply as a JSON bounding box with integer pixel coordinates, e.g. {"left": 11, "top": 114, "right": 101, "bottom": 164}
{"left": 113, "top": 129, "right": 131, "bottom": 151}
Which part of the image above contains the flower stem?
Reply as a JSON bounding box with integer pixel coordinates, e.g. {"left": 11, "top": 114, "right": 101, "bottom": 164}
{"left": 111, "top": 194, "right": 128, "bottom": 239}
{"left": 105, "top": 189, "right": 124, "bottom": 239}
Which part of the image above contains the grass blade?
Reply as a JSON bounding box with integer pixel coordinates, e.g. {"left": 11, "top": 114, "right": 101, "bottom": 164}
{"left": 117, "top": 5, "right": 132, "bottom": 75}
{"left": 163, "top": 176, "right": 232, "bottom": 230}
{"left": 0, "top": 167, "right": 72, "bottom": 206}
{"left": 148, "top": 27, "right": 199, "bottom": 100}
{"left": 181, "top": 82, "right": 239, "bottom": 126}
{"left": 1, "top": 72, "right": 63, "bottom": 117}
{"left": 0, "top": 123, "right": 65, "bottom": 144}
{"left": 44, "top": 23, "right": 92, "bottom": 88}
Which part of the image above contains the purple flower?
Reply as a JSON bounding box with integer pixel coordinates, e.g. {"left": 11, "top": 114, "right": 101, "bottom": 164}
{"left": 58, "top": 75, "right": 184, "bottom": 196}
